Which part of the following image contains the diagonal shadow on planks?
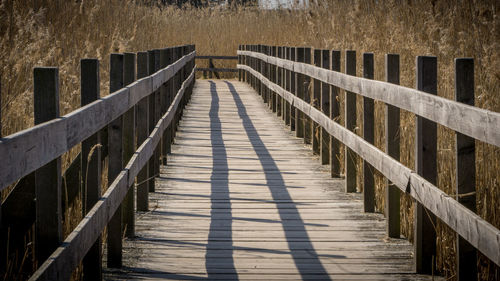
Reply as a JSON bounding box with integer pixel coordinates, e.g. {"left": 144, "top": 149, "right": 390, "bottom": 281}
{"left": 104, "top": 80, "right": 440, "bottom": 281}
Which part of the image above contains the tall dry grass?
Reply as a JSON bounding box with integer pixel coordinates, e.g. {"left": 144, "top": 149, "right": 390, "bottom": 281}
{"left": 0, "top": 0, "right": 498, "bottom": 280}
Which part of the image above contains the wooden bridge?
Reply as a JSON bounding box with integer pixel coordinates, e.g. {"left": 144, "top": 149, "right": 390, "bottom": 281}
{"left": 0, "top": 44, "right": 499, "bottom": 280}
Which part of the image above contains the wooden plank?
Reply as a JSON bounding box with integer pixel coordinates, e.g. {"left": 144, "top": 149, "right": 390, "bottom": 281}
{"left": 414, "top": 56, "right": 437, "bottom": 274}
{"left": 363, "top": 53, "right": 375, "bottom": 213}
{"left": 107, "top": 53, "right": 124, "bottom": 268}
{"left": 345, "top": 50, "right": 357, "bottom": 193}
{"left": 303, "top": 47, "right": 312, "bottom": 145}
{"left": 122, "top": 52, "right": 136, "bottom": 238}
{"left": 103, "top": 80, "right": 435, "bottom": 280}
{"left": 237, "top": 50, "right": 500, "bottom": 147}
{"left": 290, "top": 47, "right": 296, "bottom": 131}
{"left": 455, "top": 58, "right": 477, "bottom": 281}
{"left": 385, "top": 54, "right": 401, "bottom": 238}
{"left": 196, "top": 56, "right": 238, "bottom": 60}
{"left": 239, "top": 65, "right": 500, "bottom": 266}
{"left": 295, "top": 48, "right": 304, "bottom": 138}
{"left": 80, "top": 58, "right": 103, "bottom": 281}
{"left": 33, "top": 67, "right": 63, "bottom": 264}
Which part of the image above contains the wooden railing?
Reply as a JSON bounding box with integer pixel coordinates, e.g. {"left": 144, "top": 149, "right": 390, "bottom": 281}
{"left": 237, "top": 44, "right": 500, "bottom": 279}
{"left": 0, "top": 44, "right": 196, "bottom": 280}
{"left": 195, "top": 55, "right": 238, "bottom": 78}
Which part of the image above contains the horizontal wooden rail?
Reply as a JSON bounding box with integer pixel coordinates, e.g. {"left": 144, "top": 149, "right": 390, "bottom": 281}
{"left": 0, "top": 51, "right": 196, "bottom": 191}
{"left": 29, "top": 65, "right": 196, "bottom": 281}
{"left": 195, "top": 55, "right": 238, "bottom": 60}
{"left": 238, "top": 50, "right": 500, "bottom": 147}
{"left": 195, "top": 67, "right": 238, "bottom": 72}
{"left": 238, "top": 62, "right": 500, "bottom": 267}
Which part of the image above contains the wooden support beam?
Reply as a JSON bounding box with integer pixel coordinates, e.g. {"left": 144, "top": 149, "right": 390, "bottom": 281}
{"left": 122, "top": 52, "right": 136, "bottom": 238}
{"left": 80, "top": 59, "right": 102, "bottom": 280}
{"left": 136, "top": 51, "right": 149, "bottom": 212}
{"left": 290, "top": 47, "right": 296, "bottom": 131}
{"left": 455, "top": 58, "right": 477, "bottom": 281}
{"left": 385, "top": 54, "right": 401, "bottom": 238}
{"left": 312, "top": 49, "right": 321, "bottom": 155}
{"left": 107, "top": 53, "right": 124, "bottom": 268}
{"left": 414, "top": 56, "right": 437, "bottom": 274}
{"left": 147, "top": 50, "right": 156, "bottom": 193}
{"left": 153, "top": 50, "right": 161, "bottom": 184}
{"left": 330, "top": 50, "right": 341, "bottom": 178}
{"left": 303, "top": 47, "right": 312, "bottom": 145}
{"left": 295, "top": 47, "right": 304, "bottom": 139}
{"left": 345, "top": 50, "right": 357, "bottom": 193}
{"left": 34, "top": 67, "right": 62, "bottom": 264}
{"left": 363, "top": 53, "right": 375, "bottom": 213}
{"left": 320, "top": 49, "right": 330, "bottom": 165}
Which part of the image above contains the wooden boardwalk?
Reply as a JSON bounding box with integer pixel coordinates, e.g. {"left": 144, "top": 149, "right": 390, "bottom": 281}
{"left": 105, "top": 80, "right": 435, "bottom": 280}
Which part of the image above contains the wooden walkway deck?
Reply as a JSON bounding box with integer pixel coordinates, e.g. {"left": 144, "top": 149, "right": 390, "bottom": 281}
{"left": 105, "top": 80, "right": 435, "bottom": 280}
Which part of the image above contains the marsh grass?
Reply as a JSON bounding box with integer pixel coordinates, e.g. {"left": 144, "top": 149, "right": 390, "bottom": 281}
{"left": 0, "top": 0, "right": 498, "bottom": 279}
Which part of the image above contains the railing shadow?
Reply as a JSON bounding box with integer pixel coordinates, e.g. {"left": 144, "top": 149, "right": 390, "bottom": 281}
{"left": 223, "top": 81, "right": 332, "bottom": 280}
{"left": 206, "top": 81, "right": 238, "bottom": 279}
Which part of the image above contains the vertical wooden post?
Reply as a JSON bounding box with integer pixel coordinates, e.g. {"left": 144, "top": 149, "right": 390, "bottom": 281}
{"left": 385, "top": 54, "right": 401, "bottom": 238}
{"left": 80, "top": 59, "right": 102, "bottom": 280}
{"left": 271, "top": 46, "right": 277, "bottom": 113}
{"left": 163, "top": 48, "right": 173, "bottom": 164}
{"left": 122, "top": 52, "right": 136, "bottom": 238}
{"left": 290, "top": 47, "right": 296, "bottom": 132}
{"left": 285, "top": 47, "right": 291, "bottom": 127}
{"left": 295, "top": 47, "right": 304, "bottom": 138}
{"left": 153, "top": 50, "right": 161, "bottom": 177}
{"left": 320, "top": 50, "right": 330, "bottom": 165}
{"left": 34, "top": 67, "right": 62, "bottom": 263}
{"left": 147, "top": 50, "right": 156, "bottom": 193}
{"left": 303, "top": 47, "right": 312, "bottom": 145}
{"left": 136, "top": 52, "right": 149, "bottom": 212}
{"left": 238, "top": 45, "right": 242, "bottom": 81}
{"left": 455, "top": 58, "right": 477, "bottom": 281}
{"left": 414, "top": 56, "right": 437, "bottom": 274}
{"left": 107, "top": 53, "right": 124, "bottom": 268}
{"left": 330, "top": 50, "right": 341, "bottom": 178}
{"left": 345, "top": 50, "right": 357, "bottom": 193}
{"left": 312, "top": 49, "right": 321, "bottom": 154}
{"left": 363, "top": 53, "right": 375, "bottom": 212}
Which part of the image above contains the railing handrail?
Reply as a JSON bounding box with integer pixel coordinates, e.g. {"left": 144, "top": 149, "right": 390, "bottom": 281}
{"left": 237, "top": 48, "right": 500, "bottom": 267}
{"left": 195, "top": 55, "right": 238, "bottom": 59}
{"left": 0, "top": 51, "right": 196, "bottom": 192}
{"left": 28, "top": 54, "right": 196, "bottom": 281}
{"left": 238, "top": 50, "right": 500, "bottom": 148}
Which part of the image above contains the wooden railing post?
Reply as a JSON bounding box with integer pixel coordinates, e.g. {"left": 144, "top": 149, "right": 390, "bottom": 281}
{"left": 414, "top": 56, "right": 437, "bottom": 274}
{"left": 312, "top": 49, "right": 321, "bottom": 154}
{"left": 80, "top": 59, "right": 102, "bottom": 280}
{"left": 238, "top": 45, "right": 242, "bottom": 81}
{"left": 455, "top": 58, "right": 477, "bottom": 281}
{"left": 285, "top": 47, "right": 291, "bottom": 127}
{"left": 153, "top": 50, "right": 161, "bottom": 178}
{"left": 330, "top": 50, "right": 341, "bottom": 178}
{"left": 122, "top": 52, "right": 136, "bottom": 238}
{"left": 162, "top": 48, "right": 173, "bottom": 165}
{"left": 345, "top": 50, "right": 357, "bottom": 193}
{"left": 107, "top": 53, "right": 124, "bottom": 268}
{"left": 33, "top": 67, "right": 63, "bottom": 264}
{"left": 363, "top": 53, "right": 375, "bottom": 212}
{"left": 258, "top": 44, "right": 263, "bottom": 97}
{"left": 136, "top": 51, "right": 149, "bottom": 212}
{"left": 295, "top": 47, "right": 304, "bottom": 139}
{"left": 303, "top": 47, "right": 312, "bottom": 145}
{"left": 147, "top": 50, "right": 156, "bottom": 193}
{"left": 290, "top": 47, "right": 296, "bottom": 132}
{"left": 385, "top": 54, "right": 401, "bottom": 238}
{"left": 271, "top": 46, "right": 277, "bottom": 113}
{"left": 277, "top": 46, "right": 283, "bottom": 118}
{"left": 320, "top": 49, "right": 330, "bottom": 165}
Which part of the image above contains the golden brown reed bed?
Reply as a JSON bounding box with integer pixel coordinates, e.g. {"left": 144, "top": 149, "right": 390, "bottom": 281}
{"left": 0, "top": 0, "right": 498, "bottom": 279}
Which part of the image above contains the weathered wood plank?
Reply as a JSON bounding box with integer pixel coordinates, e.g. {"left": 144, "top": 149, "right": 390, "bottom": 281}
{"left": 239, "top": 64, "right": 500, "bottom": 266}
{"left": 237, "top": 50, "right": 500, "bottom": 147}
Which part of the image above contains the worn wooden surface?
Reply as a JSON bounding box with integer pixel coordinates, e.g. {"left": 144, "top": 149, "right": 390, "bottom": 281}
{"left": 105, "top": 80, "right": 436, "bottom": 280}
{"left": 239, "top": 63, "right": 500, "bottom": 266}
